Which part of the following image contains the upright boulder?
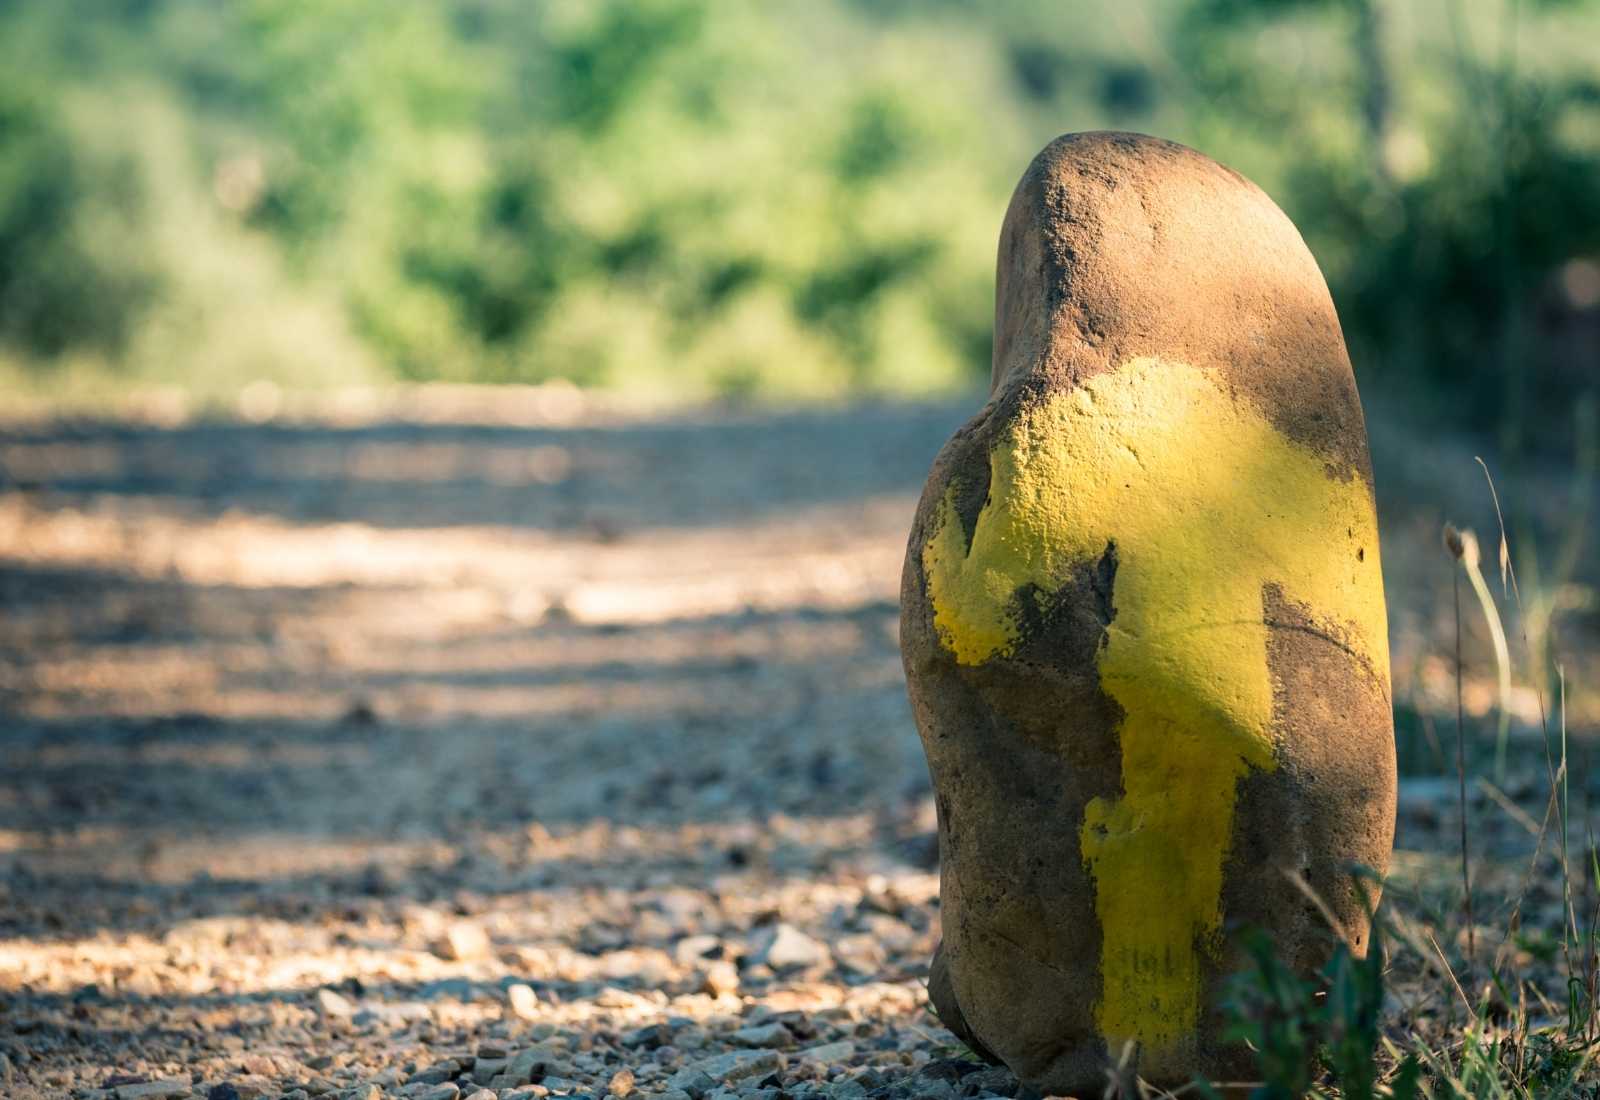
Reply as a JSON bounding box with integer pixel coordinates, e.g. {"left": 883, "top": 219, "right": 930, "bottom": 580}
{"left": 901, "top": 132, "right": 1395, "bottom": 1092}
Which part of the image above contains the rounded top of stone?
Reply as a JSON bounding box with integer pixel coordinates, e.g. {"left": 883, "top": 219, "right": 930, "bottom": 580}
{"left": 993, "top": 131, "right": 1370, "bottom": 481}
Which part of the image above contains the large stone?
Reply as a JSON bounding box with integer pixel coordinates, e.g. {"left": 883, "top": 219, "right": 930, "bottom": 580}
{"left": 900, "top": 131, "right": 1396, "bottom": 1093}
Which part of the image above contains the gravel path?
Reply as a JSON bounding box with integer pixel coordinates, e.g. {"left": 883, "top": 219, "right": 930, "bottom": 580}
{"left": 1, "top": 388, "right": 1595, "bottom": 1099}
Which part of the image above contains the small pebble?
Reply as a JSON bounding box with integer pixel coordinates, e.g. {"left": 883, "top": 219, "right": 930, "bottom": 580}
{"left": 665, "top": 1068, "right": 716, "bottom": 1099}
{"left": 673, "top": 934, "right": 722, "bottom": 965}
{"left": 505, "top": 982, "right": 540, "bottom": 1021}
{"left": 316, "top": 988, "right": 355, "bottom": 1018}
{"left": 438, "top": 922, "right": 492, "bottom": 961}
{"left": 731, "top": 1023, "right": 793, "bottom": 1049}
{"left": 621, "top": 1023, "right": 667, "bottom": 1049}
{"left": 467, "top": 1058, "right": 504, "bottom": 1082}
{"left": 699, "top": 961, "right": 740, "bottom": 997}
{"left": 408, "top": 1060, "right": 462, "bottom": 1086}
{"left": 799, "top": 1040, "right": 854, "bottom": 1065}
{"left": 692, "top": 1049, "right": 784, "bottom": 1085}
{"left": 761, "top": 924, "right": 830, "bottom": 972}
{"left": 116, "top": 1080, "right": 190, "bottom": 1100}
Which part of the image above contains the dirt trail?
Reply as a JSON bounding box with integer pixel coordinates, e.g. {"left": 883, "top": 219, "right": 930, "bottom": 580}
{"left": 0, "top": 389, "right": 1593, "bottom": 1099}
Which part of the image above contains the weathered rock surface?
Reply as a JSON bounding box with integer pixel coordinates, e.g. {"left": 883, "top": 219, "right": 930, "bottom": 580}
{"left": 900, "top": 131, "right": 1397, "bottom": 1092}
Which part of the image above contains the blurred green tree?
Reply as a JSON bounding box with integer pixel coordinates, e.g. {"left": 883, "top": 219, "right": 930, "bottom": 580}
{"left": 0, "top": 0, "right": 1595, "bottom": 434}
{"left": 0, "top": 76, "right": 154, "bottom": 360}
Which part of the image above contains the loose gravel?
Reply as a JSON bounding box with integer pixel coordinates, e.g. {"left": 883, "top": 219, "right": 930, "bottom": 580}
{"left": 1, "top": 390, "right": 1594, "bottom": 1099}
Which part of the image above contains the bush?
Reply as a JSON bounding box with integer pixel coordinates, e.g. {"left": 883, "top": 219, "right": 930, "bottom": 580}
{"left": 0, "top": 77, "right": 154, "bottom": 360}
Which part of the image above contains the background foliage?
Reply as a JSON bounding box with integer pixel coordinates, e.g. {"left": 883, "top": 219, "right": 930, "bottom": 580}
{"left": 0, "top": 0, "right": 1597, "bottom": 445}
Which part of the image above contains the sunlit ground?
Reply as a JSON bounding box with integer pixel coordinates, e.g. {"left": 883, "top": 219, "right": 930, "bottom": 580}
{"left": 0, "top": 384, "right": 1595, "bottom": 1097}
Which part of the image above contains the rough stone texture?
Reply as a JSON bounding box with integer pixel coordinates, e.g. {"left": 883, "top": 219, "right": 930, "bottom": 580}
{"left": 901, "top": 131, "right": 1397, "bottom": 1093}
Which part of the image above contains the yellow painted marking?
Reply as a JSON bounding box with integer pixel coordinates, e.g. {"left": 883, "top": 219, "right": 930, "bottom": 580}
{"left": 922, "top": 358, "right": 1388, "bottom": 1071}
